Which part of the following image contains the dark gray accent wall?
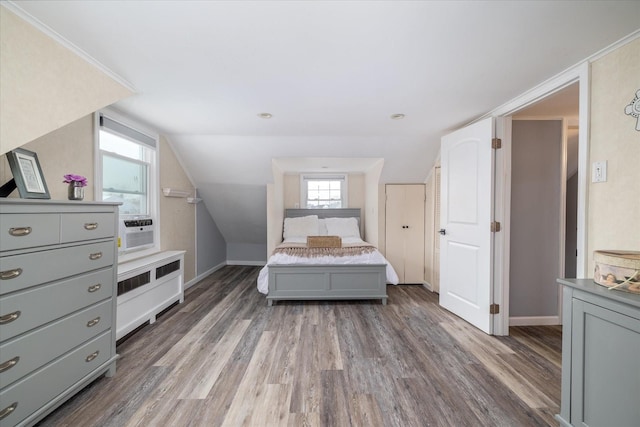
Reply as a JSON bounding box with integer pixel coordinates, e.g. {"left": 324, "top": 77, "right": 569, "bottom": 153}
{"left": 565, "top": 172, "right": 578, "bottom": 279}
{"left": 196, "top": 190, "right": 227, "bottom": 275}
{"left": 510, "top": 120, "right": 562, "bottom": 317}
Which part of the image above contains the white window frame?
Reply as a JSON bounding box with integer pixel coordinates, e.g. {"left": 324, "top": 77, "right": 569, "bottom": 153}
{"left": 94, "top": 108, "right": 160, "bottom": 262}
{"left": 300, "top": 174, "right": 348, "bottom": 209}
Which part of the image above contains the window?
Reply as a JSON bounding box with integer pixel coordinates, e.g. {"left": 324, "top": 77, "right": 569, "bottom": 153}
{"left": 96, "top": 110, "right": 159, "bottom": 256}
{"left": 301, "top": 175, "right": 347, "bottom": 209}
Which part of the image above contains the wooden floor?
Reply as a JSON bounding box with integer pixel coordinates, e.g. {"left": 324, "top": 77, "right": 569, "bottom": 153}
{"left": 37, "top": 266, "right": 562, "bottom": 427}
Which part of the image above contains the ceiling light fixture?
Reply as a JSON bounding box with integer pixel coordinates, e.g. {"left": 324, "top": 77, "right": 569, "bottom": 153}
{"left": 258, "top": 113, "right": 273, "bottom": 119}
{"left": 390, "top": 113, "right": 405, "bottom": 120}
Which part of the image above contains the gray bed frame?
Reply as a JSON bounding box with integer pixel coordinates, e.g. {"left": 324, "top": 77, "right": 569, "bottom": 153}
{"left": 266, "top": 208, "right": 388, "bottom": 306}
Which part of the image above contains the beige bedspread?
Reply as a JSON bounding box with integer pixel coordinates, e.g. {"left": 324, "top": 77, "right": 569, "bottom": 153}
{"left": 273, "top": 241, "right": 377, "bottom": 258}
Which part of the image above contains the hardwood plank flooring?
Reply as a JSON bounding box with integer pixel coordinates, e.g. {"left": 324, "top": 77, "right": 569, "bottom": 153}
{"left": 36, "top": 266, "right": 562, "bottom": 427}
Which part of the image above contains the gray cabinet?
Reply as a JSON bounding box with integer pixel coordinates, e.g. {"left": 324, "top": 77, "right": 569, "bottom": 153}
{"left": 0, "top": 200, "right": 119, "bottom": 427}
{"left": 557, "top": 278, "right": 640, "bottom": 427}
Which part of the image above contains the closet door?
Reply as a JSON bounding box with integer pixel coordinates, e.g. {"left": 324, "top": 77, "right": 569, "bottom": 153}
{"left": 385, "top": 184, "right": 425, "bottom": 283}
{"left": 385, "top": 185, "right": 406, "bottom": 282}
{"left": 403, "top": 185, "right": 425, "bottom": 282}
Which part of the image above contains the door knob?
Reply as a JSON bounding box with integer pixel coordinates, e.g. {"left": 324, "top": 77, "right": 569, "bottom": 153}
{"left": 439, "top": 229, "right": 446, "bottom": 235}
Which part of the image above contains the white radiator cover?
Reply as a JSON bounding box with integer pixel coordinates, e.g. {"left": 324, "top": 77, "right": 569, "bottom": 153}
{"left": 116, "top": 250, "right": 185, "bottom": 340}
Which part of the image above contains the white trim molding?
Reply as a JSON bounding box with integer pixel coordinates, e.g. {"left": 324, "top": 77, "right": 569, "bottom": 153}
{"left": 227, "top": 260, "right": 266, "bottom": 266}
{"left": 185, "top": 261, "right": 227, "bottom": 289}
{"left": 509, "top": 316, "right": 561, "bottom": 327}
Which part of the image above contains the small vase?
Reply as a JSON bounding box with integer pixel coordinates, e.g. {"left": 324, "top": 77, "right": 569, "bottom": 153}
{"left": 68, "top": 182, "right": 84, "bottom": 201}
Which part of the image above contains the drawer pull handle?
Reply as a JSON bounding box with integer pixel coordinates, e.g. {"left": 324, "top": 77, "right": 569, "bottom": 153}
{"left": 86, "top": 317, "right": 101, "bottom": 327}
{"left": 0, "top": 268, "right": 22, "bottom": 280}
{"left": 84, "top": 223, "right": 99, "bottom": 230}
{"left": 86, "top": 351, "right": 99, "bottom": 363}
{"left": 89, "top": 252, "right": 103, "bottom": 260}
{"left": 9, "top": 227, "right": 32, "bottom": 237}
{"left": 88, "top": 283, "right": 102, "bottom": 293}
{"left": 0, "top": 311, "right": 21, "bottom": 324}
{"left": 0, "top": 402, "right": 18, "bottom": 420}
{"left": 0, "top": 356, "right": 20, "bottom": 373}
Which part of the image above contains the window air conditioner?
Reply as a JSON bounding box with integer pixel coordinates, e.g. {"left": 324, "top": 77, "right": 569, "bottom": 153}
{"left": 118, "top": 218, "right": 155, "bottom": 252}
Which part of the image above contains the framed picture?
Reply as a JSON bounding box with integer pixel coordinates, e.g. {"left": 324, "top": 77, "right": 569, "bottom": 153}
{"left": 6, "top": 148, "right": 50, "bottom": 199}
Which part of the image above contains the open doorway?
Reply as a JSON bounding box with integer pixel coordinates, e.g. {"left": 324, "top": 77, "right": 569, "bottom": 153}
{"left": 434, "top": 67, "right": 588, "bottom": 336}
{"left": 508, "top": 83, "right": 579, "bottom": 326}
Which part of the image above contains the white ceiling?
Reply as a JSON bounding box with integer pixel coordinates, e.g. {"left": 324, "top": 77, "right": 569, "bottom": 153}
{"left": 8, "top": 1, "right": 640, "bottom": 252}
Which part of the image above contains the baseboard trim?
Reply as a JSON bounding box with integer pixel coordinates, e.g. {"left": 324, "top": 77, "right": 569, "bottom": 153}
{"left": 227, "top": 260, "right": 266, "bottom": 266}
{"left": 185, "top": 261, "right": 226, "bottom": 289}
{"left": 509, "top": 316, "right": 561, "bottom": 326}
{"left": 422, "top": 281, "right": 433, "bottom": 292}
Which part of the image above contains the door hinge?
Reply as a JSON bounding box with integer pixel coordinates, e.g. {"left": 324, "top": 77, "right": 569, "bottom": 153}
{"left": 492, "top": 138, "right": 502, "bottom": 149}
{"left": 490, "top": 303, "right": 500, "bottom": 314}
{"left": 491, "top": 221, "right": 501, "bottom": 232}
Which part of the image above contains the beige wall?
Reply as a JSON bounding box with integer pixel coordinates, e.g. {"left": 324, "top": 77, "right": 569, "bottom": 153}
{"left": 266, "top": 163, "right": 285, "bottom": 257}
{"left": 348, "top": 174, "right": 365, "bottom": 230}
{"left": 364, "top": 160, "right": 384, "bottom": 247}
{"left": 283, "top": 174, "right": 299, "bottom": 208}
{"left": 0, "top": 6, "right": 132, "bottom": 154}
{"left": 587, "top": 38, "right": 640, "bottom": 274}
{"left": 159, "top": 136, "right": 196, "bottom": 283}
{"left": 0, "top": 114, "right": 95, "bottom": 201}
{"left": 0, "top": 114, "right": 198, "bottom": 284}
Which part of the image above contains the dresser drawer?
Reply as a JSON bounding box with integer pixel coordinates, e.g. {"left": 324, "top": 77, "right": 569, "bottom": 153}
{"left": 0, "top": 241, "right": 114, "bottom": 296}
{"left": 61, "top": 213, "right": 115, "bottom": 243}
{"left": 0, "top": 268, "right": 113, "bottom": 342}
{"left": 0, "top": 331, "right": 111, "bottom": 427}
{"left": 0, "top": 300, "right": 112, "bottom": 388}
{"left": 0, "top": 214, "right": 59, "bottom": 252}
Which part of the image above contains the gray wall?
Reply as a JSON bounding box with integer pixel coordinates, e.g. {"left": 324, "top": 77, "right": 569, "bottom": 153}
{"left": 227, "top": 243, "right": 267, "bottom": 264}
{"left": 510, "top": 120, "right": 562, "bottom": 317}
{"left": 196, "top": 190, "right": 227, "bottom": 276}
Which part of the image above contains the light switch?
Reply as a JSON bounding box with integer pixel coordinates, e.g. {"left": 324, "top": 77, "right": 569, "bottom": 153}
{"left": 592, "top": 161, "right": 607, "bottom": 183}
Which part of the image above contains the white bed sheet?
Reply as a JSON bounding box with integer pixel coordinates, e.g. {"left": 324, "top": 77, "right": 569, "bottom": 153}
{"left": 257, "top": 237, "right": 399, "bottom": 294}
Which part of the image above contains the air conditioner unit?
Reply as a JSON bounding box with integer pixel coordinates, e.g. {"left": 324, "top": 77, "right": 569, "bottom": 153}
{"left": 118, "top": 218, "right": 155, "bottom": 252}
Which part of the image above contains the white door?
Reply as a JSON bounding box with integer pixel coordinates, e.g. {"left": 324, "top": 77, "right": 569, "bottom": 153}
{"left": 439, "top": 117, "right": 495, "bottom": 334}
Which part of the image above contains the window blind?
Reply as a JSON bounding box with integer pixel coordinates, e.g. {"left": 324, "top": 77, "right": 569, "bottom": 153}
{"left": 100, "top": 115, "right": 156, "bottom": 148}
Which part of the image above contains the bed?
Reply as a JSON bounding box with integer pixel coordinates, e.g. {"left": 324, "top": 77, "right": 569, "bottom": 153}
{"left": 257, "top": 208, "right": 399, "bottom": 306}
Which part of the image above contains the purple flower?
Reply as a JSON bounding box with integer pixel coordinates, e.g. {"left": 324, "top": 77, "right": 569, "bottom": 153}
{"left": 63, "top": 174, "right": 88, "bottom": 187}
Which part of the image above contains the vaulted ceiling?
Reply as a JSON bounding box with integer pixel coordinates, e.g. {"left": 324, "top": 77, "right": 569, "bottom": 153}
{"left": 8, "top": 1, "right": 640, "bottom": 254}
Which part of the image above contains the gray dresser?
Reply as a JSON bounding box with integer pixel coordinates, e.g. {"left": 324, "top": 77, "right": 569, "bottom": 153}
{"left": 0, "top": 200, "right": 119, "bottom": 427}
{"left": 557, "top": 278, "right": 640, "bottom": 427}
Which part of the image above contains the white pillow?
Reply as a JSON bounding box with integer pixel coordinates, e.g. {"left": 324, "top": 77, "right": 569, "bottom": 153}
{"left": 318, "top": 219, "right": 328, "bottom": 236}
{"left": 283, "top": 215, "right": 319, "bottom": 239}
{"left": 324, "top": 217, "right": 360, "bottom": 238}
